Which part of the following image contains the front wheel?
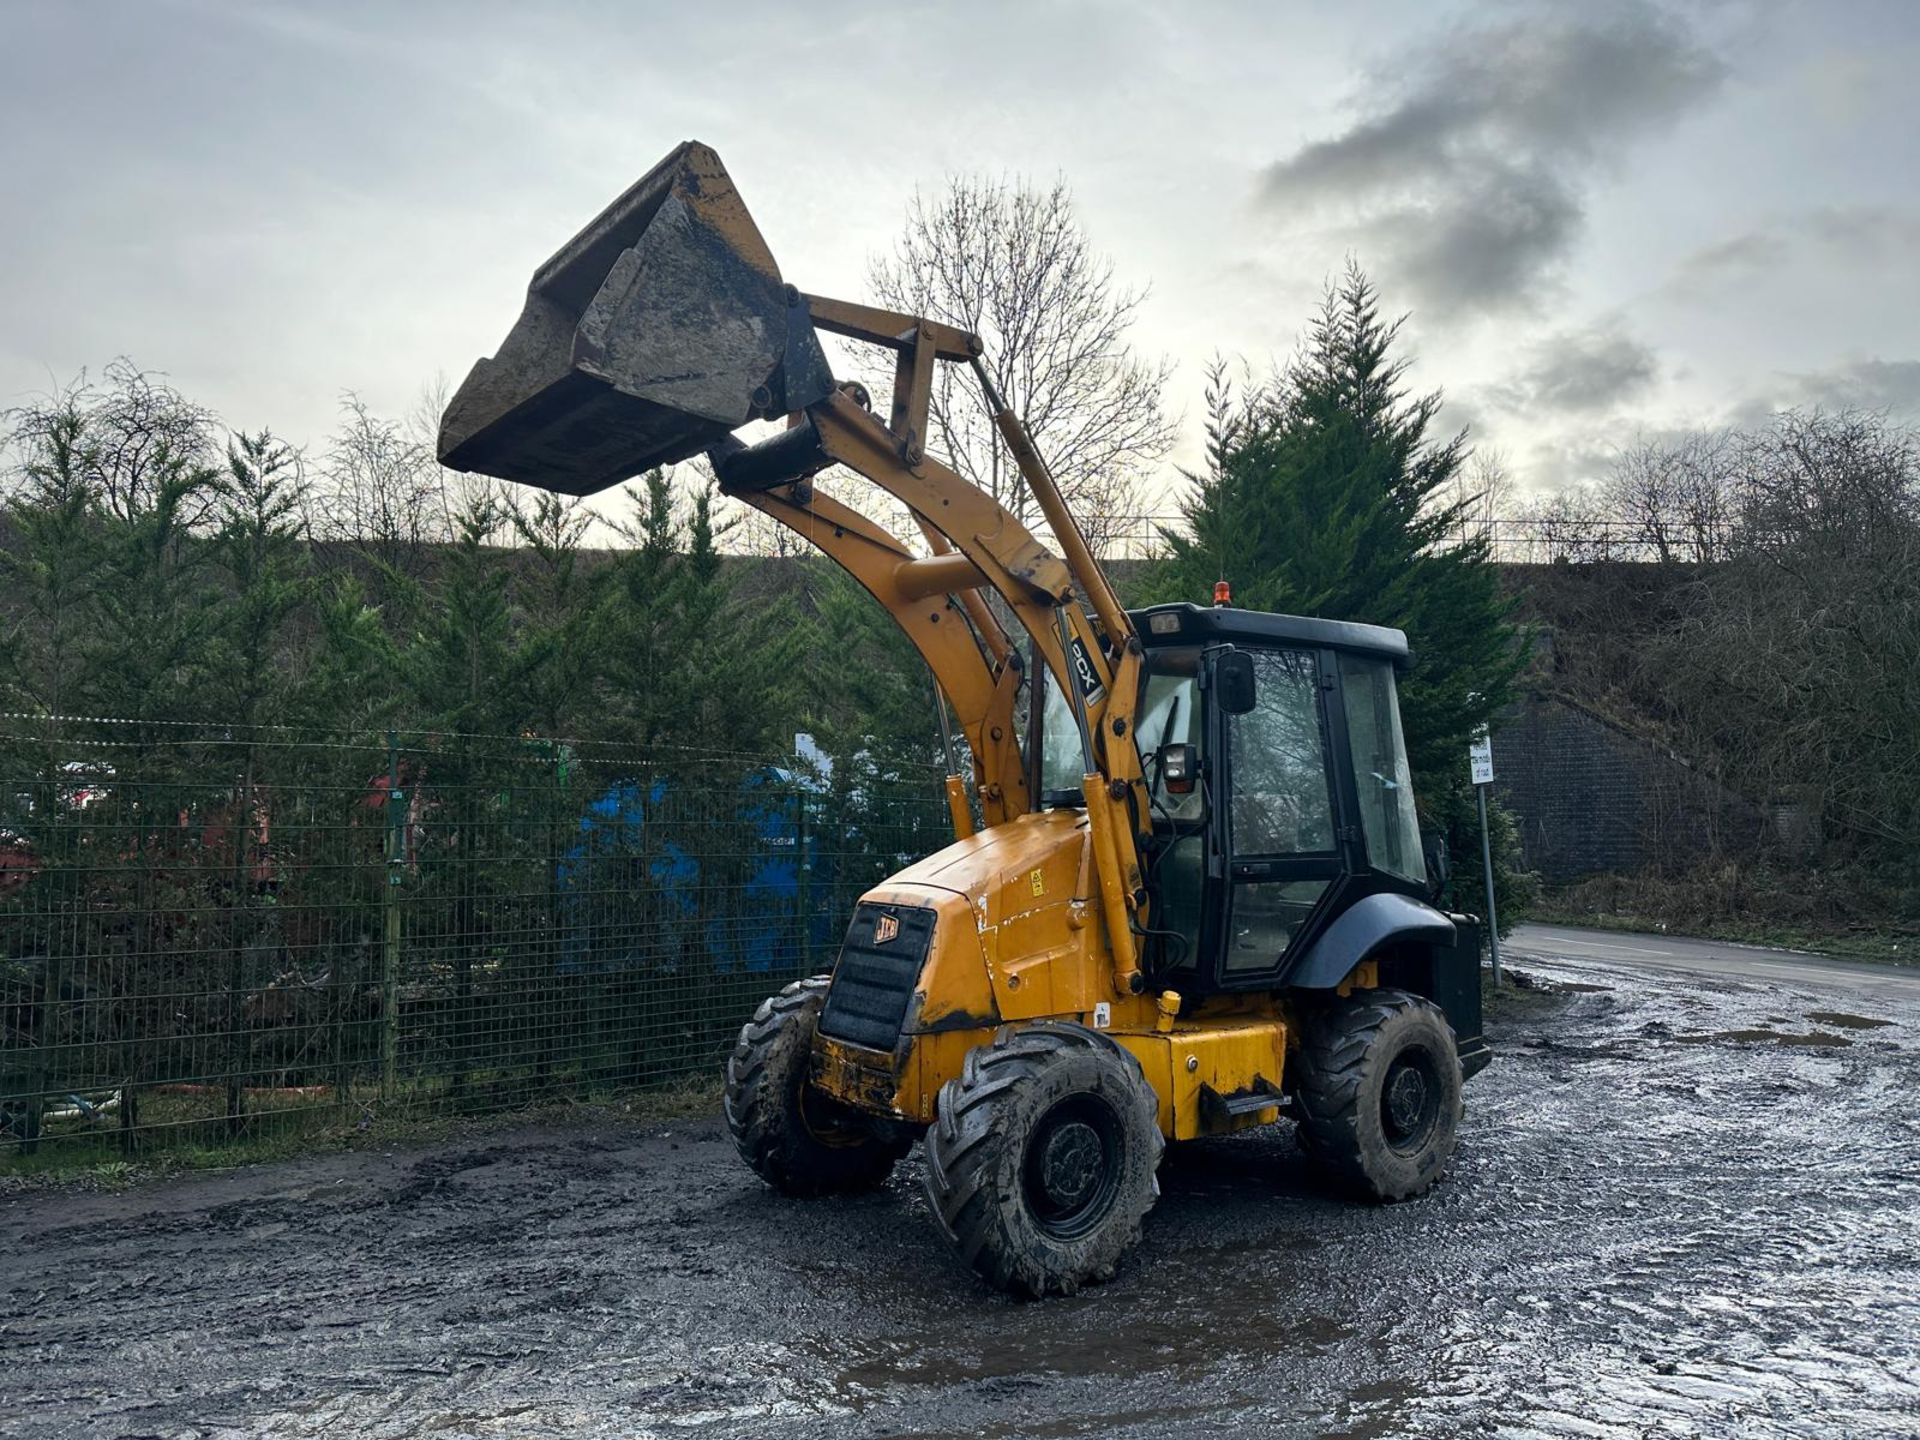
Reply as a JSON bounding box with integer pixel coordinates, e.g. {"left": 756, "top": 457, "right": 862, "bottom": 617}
{"left": 724, "top": 976, "right": 909, "bottom": 1196}
{"left": 923, "top": 1024, "right": 1163, "bottom": 1298}
{"left": 1293, "top": 988, "right": 1463, "bottom": 1202}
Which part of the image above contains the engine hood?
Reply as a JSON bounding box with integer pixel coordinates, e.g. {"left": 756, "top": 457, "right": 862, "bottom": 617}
{"left": 863, "top": 807, "right": 1103, "bottom": 1029}
{"left": 884, "top": 809, "right": 1088, "bottom": 909}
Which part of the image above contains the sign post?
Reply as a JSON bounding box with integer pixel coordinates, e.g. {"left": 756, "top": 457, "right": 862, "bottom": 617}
{"left": 1469, "top": 730, "right": 1503, "bottom": 987}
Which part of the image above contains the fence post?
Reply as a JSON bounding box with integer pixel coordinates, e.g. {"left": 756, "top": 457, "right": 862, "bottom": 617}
{"left": 21, "top": 950, "right": 61, "bottom": 1156}
{"left": 381, "top": 732, "right": 403, "bottom": 1099}
{"left": 795, "top": 789, "right": 811, "bottom": 975}
{"left": 538, "top": 743, "right": 568, "bottom": 1091}
{"left": 224, "top": 762, "right": 254, "bottom": 1138}
{"left": 22, "top": 743, "right": 76, "bottom": 1157}
{"left": 1476, "top": 781, "right": 1504, "bottom": 988}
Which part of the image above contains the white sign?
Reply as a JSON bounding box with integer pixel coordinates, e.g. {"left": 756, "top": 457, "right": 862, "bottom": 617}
{"left": 1469, "top": 731, "right": 1495, "bottom": 786}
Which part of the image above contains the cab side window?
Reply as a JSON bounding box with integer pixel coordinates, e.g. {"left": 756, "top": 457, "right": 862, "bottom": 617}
{"left": 1228, "top": 649, "right": 1334, "bottom": 856}
{"left": 1338, "top": 655, "right": 1425, "bottom": 884}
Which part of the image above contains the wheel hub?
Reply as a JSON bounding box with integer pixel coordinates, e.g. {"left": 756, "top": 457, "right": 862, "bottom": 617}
{"left": 1384, "top": 1059, "right": 1432, "bottom": 1141}
{"left": 1037, "top": 1121, "right": 1104, "bottom": 1211}
{"left": 1022, "top": 1095, "right": 1124, "bottom": 1239}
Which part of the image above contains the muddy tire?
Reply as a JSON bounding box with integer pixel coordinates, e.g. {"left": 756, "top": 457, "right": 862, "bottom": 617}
{"left": 923, "top": 1024, "right": 1163, "bottom": 1298}
{"left": 1294, "top": 988, "right": 1463, "bottom": 1202}
{"left": 724, "top": 976, "right": 909, "bottom": 1197}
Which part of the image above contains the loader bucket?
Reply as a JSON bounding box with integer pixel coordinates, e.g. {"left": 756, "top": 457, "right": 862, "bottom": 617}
{"left": 437, "top": 141, "right": 834, "bottom": 495}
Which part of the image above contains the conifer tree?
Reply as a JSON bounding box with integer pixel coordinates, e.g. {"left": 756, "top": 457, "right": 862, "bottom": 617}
{"left": 205, "top": 431, "right": 314, "bottom": 1131}
{"left": 794, "top": 561, "right": 938, "bottom": 768}
{"left": 0, "top": 395, "right": 105, "bottom": 733}
{"left": 209, "top": 431, "right": 314, "bottom": 735}
{"left": 597, "top": 471, "right": 791, "bottom": 756}
{"left": 505, "top": 490, "right": 597, "bottom": 739}
{"left": 2, "top": 366, "right": 224, "bottom": 1144}
{"left": 1145, "top": 265, "right": 1526, "bottom": 912}
{"left": 88, "top": 465, "right": 220, "bottom": 738}
{"left": 404, "top": 494, "right": 515, "bottom": 739}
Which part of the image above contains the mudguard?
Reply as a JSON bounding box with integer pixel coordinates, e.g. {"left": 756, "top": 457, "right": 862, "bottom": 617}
{"left": 1287, "top": 892, "right": 1456, "bottom": 990}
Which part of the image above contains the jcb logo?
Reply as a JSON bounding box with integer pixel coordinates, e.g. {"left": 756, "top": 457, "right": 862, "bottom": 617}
{"left": 873, "top": 913, "right": 900, "bottom": 945}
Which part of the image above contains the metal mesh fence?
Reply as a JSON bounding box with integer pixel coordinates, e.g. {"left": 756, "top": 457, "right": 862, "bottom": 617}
{"left": 0, "top": 718, "right": 950, "bottom": 1164}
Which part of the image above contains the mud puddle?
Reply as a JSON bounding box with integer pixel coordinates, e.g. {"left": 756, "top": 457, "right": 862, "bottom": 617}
{"left": 1807, "top": 1010, "right": 1895, "bottom": 1030}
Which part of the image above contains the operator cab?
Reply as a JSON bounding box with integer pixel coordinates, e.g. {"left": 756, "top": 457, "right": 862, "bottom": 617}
{"left": 1042, "top": 601, "right": 1428, "bottom": 994}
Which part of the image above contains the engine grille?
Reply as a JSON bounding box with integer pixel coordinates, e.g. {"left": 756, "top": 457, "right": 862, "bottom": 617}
{"left": 817, "top": 903, "right": 935, "bottom": 1052}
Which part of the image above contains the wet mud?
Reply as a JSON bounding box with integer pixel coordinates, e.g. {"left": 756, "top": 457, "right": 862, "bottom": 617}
{"left": 3, "top": 951, "right": 1917, "bottom": 1439}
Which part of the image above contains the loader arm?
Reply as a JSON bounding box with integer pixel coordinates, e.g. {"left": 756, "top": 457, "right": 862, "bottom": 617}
{"left": 436, "top": 140, "right": 1154, "bottom": 992}
{"left": 714, "top": 316, "right": 1154, "bottom": 992}
{"left": 723, "top": 475, "right": 1031, "bottom": 827}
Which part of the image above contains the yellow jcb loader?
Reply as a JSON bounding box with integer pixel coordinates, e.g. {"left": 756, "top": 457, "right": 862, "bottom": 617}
{"left": 438, "top": 142, "right": 1491, "bottom": 1297}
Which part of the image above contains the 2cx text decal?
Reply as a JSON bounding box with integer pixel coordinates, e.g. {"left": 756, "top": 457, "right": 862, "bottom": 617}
{"left": 1067, "top": 634, "right": 1105, "bottom": 703}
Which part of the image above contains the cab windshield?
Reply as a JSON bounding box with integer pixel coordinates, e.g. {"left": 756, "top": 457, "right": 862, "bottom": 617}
{"left": 1039, "top": 650, "right": 1205, "bottom": 815}
{"left": 1037, "top": 674, "right": 1085, "bottom": 804}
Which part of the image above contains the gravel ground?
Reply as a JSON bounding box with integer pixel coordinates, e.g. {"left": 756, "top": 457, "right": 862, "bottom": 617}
{"left": 3, "top": 943, "right": 1917, "bottom": 1440}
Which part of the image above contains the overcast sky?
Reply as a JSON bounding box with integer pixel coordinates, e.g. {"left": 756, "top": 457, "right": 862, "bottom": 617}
{"left": 4, "top": 0, "right": 1917, "bottom": 513}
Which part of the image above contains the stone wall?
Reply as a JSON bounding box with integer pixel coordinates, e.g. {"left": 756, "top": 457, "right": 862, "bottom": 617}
{"left": 1492, "top": 693, "right": 1764, "bottom": 884}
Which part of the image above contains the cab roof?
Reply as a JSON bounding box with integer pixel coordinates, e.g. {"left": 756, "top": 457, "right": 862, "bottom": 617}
{"left": 1129, "top": 602, "right": 1411, "bottom": 667}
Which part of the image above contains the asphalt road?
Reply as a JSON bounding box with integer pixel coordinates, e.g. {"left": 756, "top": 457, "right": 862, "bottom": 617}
{"left": 3, "top": 929, "right": 1917, "bottom": 1439}
{"left": 1507, "top": 922, "right": 1920, "bottom": 994}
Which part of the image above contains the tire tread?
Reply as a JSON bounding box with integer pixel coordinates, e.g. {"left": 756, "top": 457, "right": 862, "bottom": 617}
{"left": 724, "top": 976, "right": 908, "bottom": 1197}
{"left": 922, "top": 1023, "right": 1163, "bottom": 1297}
{"left": 1293, "top": 988, "right": 1463, "bottom": 1202}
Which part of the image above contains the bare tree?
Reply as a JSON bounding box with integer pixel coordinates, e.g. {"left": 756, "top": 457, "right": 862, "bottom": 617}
{"left": 868, "top": 176, "right": 1177, "bottom": 554}
{"left": 3, "top": 360, "right": 222, "bottom": 528}
{"left": 1506, "top": 482, "right": 1610, "bottom": 563}
{"left": 1733, "top": 409, "right": 1918, "bottom": 557}
{"left": 1672, "top": 431, "right": 1737, "bottom": 563}
{"left": 1442, "top": 447, "right": 1514, "bottom": 550}
{"left": 1600, "top": 429, "right": 1735, "bottom": 563}
{"left": 407, "top": 375, "right": 498, "bottom": 539}
{"left": 1650, "top": 410, "right": 1920, "bottom": 854}
{"left": 313, "top": 393, "right": 454, "bottom": 572}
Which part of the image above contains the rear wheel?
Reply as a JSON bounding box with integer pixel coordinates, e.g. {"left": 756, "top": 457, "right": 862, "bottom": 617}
{"left": 1294, "top": 988, "right": 1463, "bottom": 1201}
{"left": 724, "top": 976, "right": 909, "bottom": 1196}
{"left": 923, "top": 1024, "right": 1162, "bottom": 1298}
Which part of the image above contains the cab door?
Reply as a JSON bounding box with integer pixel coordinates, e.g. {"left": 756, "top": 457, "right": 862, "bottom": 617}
{"left": 1207, "top": 645, "right": 1347, "bottom": 989}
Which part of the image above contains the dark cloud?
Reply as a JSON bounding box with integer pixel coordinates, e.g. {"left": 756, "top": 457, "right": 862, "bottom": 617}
{"left": 1367, "top": 170, "right": 1581, "bottom": 318}
{"left": 1800, "top": 205, "right": 1920, "bottom": 258}
{"left": 1515, "top": 429, "right": 1623, "bottom": 493}
{"left": 1258, "top": 3, "right": 1724, "bottom": 315}
{"left": 1490, "top": 324, "right": 1659, "bottom": 415}
{"left": 1435, "top": 394, "right": 1486, "bottom": 442}
{"left": 1718, "top": 360, "right": 1920, "bottom": 434}
{"left": 1670, "top": 207, "right": 1920, "bottom": 297}
{"left": 1785, "top": 358, "right": 1920, "bottom": 415}
{"left": 1673, "top": 232, "right": 1791, "bottom": 285}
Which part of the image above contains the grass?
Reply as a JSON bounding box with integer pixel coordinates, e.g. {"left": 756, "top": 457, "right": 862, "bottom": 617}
{"left": 1531, "top": 863, "right": 1919, "bottom": 967}
{"left": 1481, "top": 964, "right": 1588, "bottom": 1024}
{"left": 1527, "top": 902, "right": 1916, "bottom": 966}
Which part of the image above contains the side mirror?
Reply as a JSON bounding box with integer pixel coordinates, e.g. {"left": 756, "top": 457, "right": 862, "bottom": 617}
{"left": 1157, "top": 743, "right": 1199, "bottom": 796}
{"left": 1422, "top": 827, "right": 1451, "bottom": 902}
{"left": 1215, "top": 651, "right": 1257, "bottom": 716}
